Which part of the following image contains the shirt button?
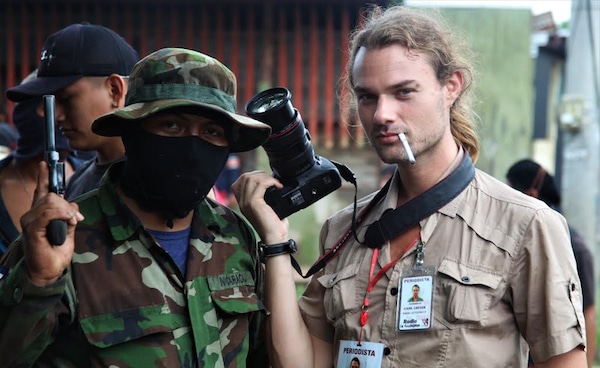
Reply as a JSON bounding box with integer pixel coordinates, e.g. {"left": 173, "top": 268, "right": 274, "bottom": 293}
{"left": 390, "top": 287, "right": 398, "bottom": 296}
{"left": 461, "top": 276, "right": 471, "bottom": 283}
{"left": 383, "top": 347, "right": 391, "bottom": 355}
{"left": 13, "top": 287, "right": 23, "bottom": 302}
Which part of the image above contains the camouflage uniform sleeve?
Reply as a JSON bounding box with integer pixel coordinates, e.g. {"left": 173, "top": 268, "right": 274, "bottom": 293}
{"left": 0, "top": 245, "right": 73, "bottom": 366}
{"left": 234, "top": 212, "right": 270, "bottom": 367}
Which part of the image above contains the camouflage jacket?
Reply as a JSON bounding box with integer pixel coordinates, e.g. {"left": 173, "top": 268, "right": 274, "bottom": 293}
{"left": 0, "top": 162, "right": 268, "bottom": 367}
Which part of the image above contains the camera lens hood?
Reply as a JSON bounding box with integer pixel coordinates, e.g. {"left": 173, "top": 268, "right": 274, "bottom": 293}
{"left": 245, "top": 87, "right": 296, "bottom": 132}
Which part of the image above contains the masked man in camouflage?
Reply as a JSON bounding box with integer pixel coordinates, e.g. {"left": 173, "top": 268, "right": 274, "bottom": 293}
{"left": 0, "top": 48, "right": 272, "bottom": 368}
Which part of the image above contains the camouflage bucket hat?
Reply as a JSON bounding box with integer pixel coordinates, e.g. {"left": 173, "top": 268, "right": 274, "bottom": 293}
{"left": 92, "top": 47, "right": 271, "bottom": 152}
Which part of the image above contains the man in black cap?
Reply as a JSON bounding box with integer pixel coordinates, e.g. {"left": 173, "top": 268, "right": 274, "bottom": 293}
{"left": 6, "top": 22, "right": 139, "bottom": 200}
{"left": 0, "top": 71, "right": 85, "bottom": 255}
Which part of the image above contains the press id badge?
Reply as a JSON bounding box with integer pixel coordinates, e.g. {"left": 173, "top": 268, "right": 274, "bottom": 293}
{"left": 337, "top": 340, "right": 384, "bottom": 368}
{"left": 397, "top": 271, "right": 435, "bottom": 331}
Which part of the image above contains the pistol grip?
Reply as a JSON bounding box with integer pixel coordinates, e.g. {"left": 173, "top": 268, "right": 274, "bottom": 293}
{"left": 47, "top": 219, "right": 67, "bottom": 246}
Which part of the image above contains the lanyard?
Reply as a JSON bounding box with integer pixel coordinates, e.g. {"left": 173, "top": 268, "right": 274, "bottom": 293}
{"left": 358, "top": 233, "right": 420, "bottom": 344}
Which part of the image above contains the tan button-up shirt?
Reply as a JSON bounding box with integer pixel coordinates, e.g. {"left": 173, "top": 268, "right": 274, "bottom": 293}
{"left": 299, "top": 166, "right": 585, "bottom": 367}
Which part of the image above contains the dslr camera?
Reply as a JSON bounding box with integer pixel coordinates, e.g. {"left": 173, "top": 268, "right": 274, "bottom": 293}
{"left": 246, "top": 87, "right": 342, "bottom": 219}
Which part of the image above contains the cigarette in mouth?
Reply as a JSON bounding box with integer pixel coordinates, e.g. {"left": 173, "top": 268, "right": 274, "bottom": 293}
{"left": 398, "top": 133, "right": 416, "bottom": 164}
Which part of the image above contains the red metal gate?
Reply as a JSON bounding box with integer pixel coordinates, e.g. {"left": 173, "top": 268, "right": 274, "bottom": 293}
{"left": 1, "top": 0, "right": 380, "bottom": 148}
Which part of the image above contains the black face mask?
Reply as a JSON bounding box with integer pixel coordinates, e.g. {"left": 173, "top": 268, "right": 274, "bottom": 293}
{"left": 120, "top": 126, "right": 229, "bottom": 226}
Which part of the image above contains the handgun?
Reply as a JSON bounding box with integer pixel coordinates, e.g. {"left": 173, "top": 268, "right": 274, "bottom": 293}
{"left": 43, "top": 95, "right": 67, "bottom": 246}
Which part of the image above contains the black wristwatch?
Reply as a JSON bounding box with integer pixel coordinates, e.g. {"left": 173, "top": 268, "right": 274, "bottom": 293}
{"left": 258, "top": 239, "right": 297, "bottom": 263}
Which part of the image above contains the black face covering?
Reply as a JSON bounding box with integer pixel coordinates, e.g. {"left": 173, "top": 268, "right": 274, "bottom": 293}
{"left": 120, "top": 126, "right": 230, "bottom": 226}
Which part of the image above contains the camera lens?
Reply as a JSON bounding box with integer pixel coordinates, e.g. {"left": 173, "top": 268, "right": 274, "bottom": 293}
{"left": 246, "top": 87, "right": 296, "bottom": 132}
{"left": 248, "top": 90, "right": 288, "bottom": 114}
{"left": 246, "top": 87, "right": 316, "bottom": 179}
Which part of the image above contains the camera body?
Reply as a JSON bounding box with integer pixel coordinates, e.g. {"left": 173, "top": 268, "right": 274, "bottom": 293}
{"left": 263, "top": 153, "right": 342, "bottom": 219}
{"left": 246, "top": 87, "right": 342, "bottom": 219}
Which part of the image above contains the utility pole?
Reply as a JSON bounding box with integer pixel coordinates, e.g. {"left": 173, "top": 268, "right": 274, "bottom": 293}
{"left": 561, "top": 0, "right": 600, "bottom": 276}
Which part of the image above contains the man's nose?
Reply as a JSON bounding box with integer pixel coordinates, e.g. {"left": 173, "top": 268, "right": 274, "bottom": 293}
{"left": 53, "top": 104, "right": 66, "bottom": 122}
{"left": 36, "top": 102, "right": 65, "bottom": 122}
{"left": 373, "top": 95, "right": 397, "bottom": 125}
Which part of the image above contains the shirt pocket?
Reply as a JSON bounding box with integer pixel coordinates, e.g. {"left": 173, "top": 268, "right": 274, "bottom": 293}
{"left": 317, "top": 263, "right": 361, "bottom": 323}
{"left": 79, "top": 302, "right": 188, "bottom": 349}
{"left": 208, "top": 285, "right": 265, "bottom": 362}
{"left": 436, "top": 259, "right": 503, "bottom": 328}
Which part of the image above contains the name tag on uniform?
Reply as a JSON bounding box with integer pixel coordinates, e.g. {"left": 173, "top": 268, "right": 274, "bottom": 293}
{"left": 397, "top": 274, "right": 434, "bottom": 331}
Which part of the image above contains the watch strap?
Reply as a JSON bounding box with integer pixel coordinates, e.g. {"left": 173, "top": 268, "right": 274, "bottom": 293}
{"left": 259, "top": 239, "right": 297, "bottom": 263}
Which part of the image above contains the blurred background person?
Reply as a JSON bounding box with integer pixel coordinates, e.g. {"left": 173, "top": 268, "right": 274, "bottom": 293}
{"left": 214, "top": 153, "right": 242, "bottom": 207}
{"left": 0, "top": 105, "right": 18, "bottom": 160}
{"left": 506, "top": 159, "right": 596, "bottom": 368}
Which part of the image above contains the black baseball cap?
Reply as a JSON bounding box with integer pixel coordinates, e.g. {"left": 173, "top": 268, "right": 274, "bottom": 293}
{"left": 6, "top": 23, "right": 139, "bottom": 102}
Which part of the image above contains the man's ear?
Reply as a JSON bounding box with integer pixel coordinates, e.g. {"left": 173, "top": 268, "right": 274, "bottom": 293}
{"left": 445, "top": 70, "right": 463, "bottom": 107}
{"left": 106, "top": 74, "right": 127, "bottom": 107}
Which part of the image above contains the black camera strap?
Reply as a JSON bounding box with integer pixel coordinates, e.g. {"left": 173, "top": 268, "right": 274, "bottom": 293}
{"left": 363, "top": 153, "right": 474, "bottom": 248}
{"left": 290, "top": 153, "right": 475, "bottom": 279}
